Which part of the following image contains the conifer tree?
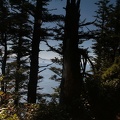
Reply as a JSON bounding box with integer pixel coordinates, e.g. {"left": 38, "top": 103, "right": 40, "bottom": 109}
{"left": 8, "top": 0, "right": 32, "bottom": 105}
{"left": 27, "top": 0, "right": 63, "bottom": 103}
{"left": 92, "top": 0, "right": 112, "bottom": 72}
{"left": 107, "top": 0, "right": 120, "bottom": 60}
{"left": 88, "top": 0, "right": 120, "bottom": 119}
{"left": 92, "top": 0, "right": 120, "bottom": 73}
{"left": 27, "top": 0, "right": 42, "bottom": 103}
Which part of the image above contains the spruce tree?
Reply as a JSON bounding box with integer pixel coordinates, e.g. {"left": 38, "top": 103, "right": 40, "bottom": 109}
{"left": 27, "top": 0, "right": 63, "bottom": 103}
{"left": 27, "top": 0, "right": 42, "bottom": 103}
{"left": 89, "top": 0, "right": 120, "bottom": 119}
{"left": 92, "top": 0, "right": 112, "bottom": 72}
{"left": 8, "top": 0, "right": 32, "bottom": 105}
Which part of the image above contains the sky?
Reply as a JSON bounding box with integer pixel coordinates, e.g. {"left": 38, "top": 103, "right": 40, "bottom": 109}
{"left": 39, "top": 0, "right": 117, "bottom": 95}
{"left": 40, "top": 0, "right": 116, "bottom": 59}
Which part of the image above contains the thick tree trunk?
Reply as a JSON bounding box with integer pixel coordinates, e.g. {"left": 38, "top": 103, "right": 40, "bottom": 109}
{"left": 27, "top": 0, "right": 42, "bottom": 103}
{"left": 60, "top": 0, "right": 82, "bottom": 119}
{"left": 60, "top": 0, "right": 81, "bottom": 104}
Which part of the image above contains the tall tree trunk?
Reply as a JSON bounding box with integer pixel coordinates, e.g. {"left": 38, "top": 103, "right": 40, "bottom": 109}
{"left": 1, "top": 33, "right": 7, "bottom": 92}
{"left": 1, "top": 0, "right": 7, "bottom": 93}
{"left": 27, "top": 0, "right": 42, "bottom": 103}
{"left": 60, "top": 0, "right": 82, "bottom": 119}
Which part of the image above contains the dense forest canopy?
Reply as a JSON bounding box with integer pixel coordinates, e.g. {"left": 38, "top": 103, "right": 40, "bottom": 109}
{"left": 0, "top": 0, "right": 120, "bottom": 120}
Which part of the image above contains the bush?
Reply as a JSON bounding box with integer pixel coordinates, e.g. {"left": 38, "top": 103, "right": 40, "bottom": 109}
{"left": 33, "top": 101, "right": 70, "bottom": 120}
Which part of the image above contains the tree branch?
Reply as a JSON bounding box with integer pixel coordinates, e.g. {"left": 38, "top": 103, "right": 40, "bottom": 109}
{"left": 44, "top": 41, "right": 63, "bottom": 55}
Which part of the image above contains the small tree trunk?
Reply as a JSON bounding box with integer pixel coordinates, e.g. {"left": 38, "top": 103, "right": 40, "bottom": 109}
{"left": 14, "top": 35, "right": 22, "bottom": 105}
{"left": 1, "top": 33, "right": 7, "bottom": 92}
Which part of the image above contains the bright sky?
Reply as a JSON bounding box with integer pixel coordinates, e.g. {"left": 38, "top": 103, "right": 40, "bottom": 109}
{"left": 40, "top": 0, "right": 116, "bottom": 59}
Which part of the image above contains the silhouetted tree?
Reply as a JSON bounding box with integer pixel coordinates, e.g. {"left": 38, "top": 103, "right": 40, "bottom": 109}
{"left": 6, "top": 0, "right": 32, "bottom": 105}
{"left": 87, "top": 0, "right": 120, "bottom": 119}
{"left": 92, "top": 0, "right": 113, "bottom": 72}
{"left": 27, "top": 0, "right": 42, "bottom": 103}
{"left": 27, "top": 0, "right": 63, "bottom": 103}
{"left": 59, "top": 0, "right": 83, "bottom": 119}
